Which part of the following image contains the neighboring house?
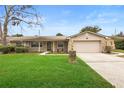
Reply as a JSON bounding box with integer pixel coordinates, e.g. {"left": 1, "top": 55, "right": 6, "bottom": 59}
{"left": 6, "top": 31, "right": 115, "bottom": 53}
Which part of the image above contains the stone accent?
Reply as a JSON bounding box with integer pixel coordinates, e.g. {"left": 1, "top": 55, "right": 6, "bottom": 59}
{"left": 68, "top": 51, "right": 76, "bottom": 64}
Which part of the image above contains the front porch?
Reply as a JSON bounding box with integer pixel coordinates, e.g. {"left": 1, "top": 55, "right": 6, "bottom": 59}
{"left": 30, "top": 41, "right": 68, "bottom": 53}
{"left": 12, "top": 41, "right": 68, "bottom": 53}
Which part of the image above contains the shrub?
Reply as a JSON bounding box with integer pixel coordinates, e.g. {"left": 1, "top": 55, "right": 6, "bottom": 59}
{"left": 0, "top": 44, "right": 3, "bottom": 47}
{"left": 115, "top": 40, "right": 124, "bottom": 50}
{"left": 0, "top": 46, "right": 10, "bottom": 54}
{"left": 105, "top": 46, "right": 112, "bottom": 53}
{"left": 8, "top": 46, "right": 15, "bottom": 52}
{"left": 0, "top": 45, "right": 28, "bottom": 54}
{"left": 15, "top": 47, "right": 28, "bottom": 53}
{"left": 0, "top": 45, "right": 16, "bottom": 54}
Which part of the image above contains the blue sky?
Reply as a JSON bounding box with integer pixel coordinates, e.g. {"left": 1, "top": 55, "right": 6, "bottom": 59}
{"left": 1, "top": 5, "right": 124, "bottom": 36}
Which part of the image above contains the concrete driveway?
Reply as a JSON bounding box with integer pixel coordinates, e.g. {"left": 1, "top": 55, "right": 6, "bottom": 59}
{"left": 77, "top": 53, "right": 124, "bottom": 88}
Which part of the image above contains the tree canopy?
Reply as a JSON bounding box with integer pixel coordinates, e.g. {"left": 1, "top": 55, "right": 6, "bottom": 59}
{"left": 12, "top": 34, "right": 23, "bottom": 37}
{"left": 80, "top": 26, "right": 102, "bottom": 33}
{"left": 56, "top": 33, "right": 64, "bottom": 36}
{"left": 0, "top": 5, "right": 42, "bottom": 46}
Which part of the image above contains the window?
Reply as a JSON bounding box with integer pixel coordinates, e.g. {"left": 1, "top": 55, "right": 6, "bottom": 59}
{"left": 58, "top": 42, "right": 64, "bottom": 48}
{"left": 40, "top": 42, "right": 42, "bottom": 47}
{"left": 31, "top": 42, "right": 38, "bottom": 47}
{"left": 16, "top": 42, "right": 22, "bottom": 47}
{"left": 31, "top": 42, "right": 43, "bottom": 47}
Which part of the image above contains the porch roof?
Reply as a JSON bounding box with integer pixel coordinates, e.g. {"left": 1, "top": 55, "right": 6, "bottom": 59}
{"left": 7, "top": 36, "right": 68, "bottom": 42}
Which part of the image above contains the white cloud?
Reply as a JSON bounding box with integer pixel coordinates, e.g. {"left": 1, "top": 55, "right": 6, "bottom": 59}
{"left": 84, "top": 11, "right": 119, "bottom": 24}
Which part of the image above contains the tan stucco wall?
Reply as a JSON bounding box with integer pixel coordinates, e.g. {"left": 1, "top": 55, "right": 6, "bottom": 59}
{"left": 72, "top": 33, "right": 104, "bottom": 40}
{"left": 68, "top": 33, "right": 115, "bottom": 52}
{"left": 105, "top": 39, "right": 115, "bottom": 49}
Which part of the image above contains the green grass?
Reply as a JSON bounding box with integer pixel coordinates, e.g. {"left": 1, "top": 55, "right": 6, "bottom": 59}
{"left": 112, "top": 49, "right": 124, "bottom": 53}
{"left": 118, "top": 55, "right": 124, "bottom": 58}
{"left": 0, "top": 54, "right": 113, "bottom": 88}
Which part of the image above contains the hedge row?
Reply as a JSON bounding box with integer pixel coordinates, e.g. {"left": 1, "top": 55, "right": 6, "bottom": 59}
{"left": 15, "top": 47, "right": 28, "bottom": 53}
{"left": 0, "top": 46, "right": 29, "bottom": 54}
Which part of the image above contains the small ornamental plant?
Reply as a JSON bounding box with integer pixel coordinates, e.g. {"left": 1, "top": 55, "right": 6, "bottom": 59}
{"left": 105, "top": 46, "right": 112, "bottom": 53}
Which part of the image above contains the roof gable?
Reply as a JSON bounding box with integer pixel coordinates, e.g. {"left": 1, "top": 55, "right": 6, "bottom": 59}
{"left": 70, "top": 31, "right": 107, "bottom": 39}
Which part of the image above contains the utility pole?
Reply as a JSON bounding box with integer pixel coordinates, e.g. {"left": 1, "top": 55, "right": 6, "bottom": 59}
{"left": 38, "top": 29, "right": 41, "bottom": 52}
{"left": 115, "top": 28, "right": 117, "bottom": 36}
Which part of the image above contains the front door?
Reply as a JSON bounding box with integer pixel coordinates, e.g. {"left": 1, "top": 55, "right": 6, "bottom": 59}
{"left": 47, "top": 41, "right": 52, "bottom": 51}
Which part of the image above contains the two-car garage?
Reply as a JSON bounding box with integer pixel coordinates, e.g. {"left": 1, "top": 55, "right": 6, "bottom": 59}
{"left": 68, "top": 31, "right": 115, "bottom": 53}
{"left": 73, "top": 41, "right": 101, "bottom": 53}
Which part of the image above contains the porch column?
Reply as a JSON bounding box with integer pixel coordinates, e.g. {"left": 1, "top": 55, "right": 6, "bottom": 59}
{"left": 53, "top": 41, "right": 55, "bottom": 52}
{"left": 38, "top": 42, "right": 40, "bottom": 52}
{"left": 23, "top": 42, "right": 26, "bottom": 47}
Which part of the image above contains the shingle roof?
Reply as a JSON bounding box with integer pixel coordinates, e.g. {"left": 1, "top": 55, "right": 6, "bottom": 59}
{"left": 7, "top": 36, "right": 68, "bottom": 42}
{"left": 6, "top": 31, "right": 114, "bottom": 42}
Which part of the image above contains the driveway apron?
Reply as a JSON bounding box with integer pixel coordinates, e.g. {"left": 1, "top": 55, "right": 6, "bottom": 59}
{"left": 77, "top": 53, "right": 124, "bottom": 88}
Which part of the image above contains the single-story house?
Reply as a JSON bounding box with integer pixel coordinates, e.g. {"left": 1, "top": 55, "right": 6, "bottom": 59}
{"left": 2, "top": 31, "right": 115, "bottom": 53}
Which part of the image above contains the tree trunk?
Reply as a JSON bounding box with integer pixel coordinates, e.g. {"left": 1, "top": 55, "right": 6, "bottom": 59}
{"left": 2, "top": 5, "right": 11, "bottom": 46}
{"left": 3, "top": 15, "right": 8, "bottom": 46}
{"left": 0, "top": 23, "right": 2, "bottom": 39}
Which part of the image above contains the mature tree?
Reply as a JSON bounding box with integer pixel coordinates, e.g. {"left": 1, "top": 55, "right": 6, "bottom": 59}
{"left": 80, "top": 26, "right": 102, "bottom": 33}
{"left": 12, "top": 34, "right": 23, "bottom": 37}
{"left": 56, "top": 33, "right": 64, "bottom": 36}
{"left": 0, "top": 5, "right": 42, "bottom": 46}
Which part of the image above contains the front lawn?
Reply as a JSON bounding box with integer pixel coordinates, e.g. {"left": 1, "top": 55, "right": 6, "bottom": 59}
{"left": 118, "top": 55, "right": 124, "bottom": 58}
{"left": 0, "top": 54, "right": 113, "bottom": 88}
{"left": 112, "top": 49, "right": 124, "bottom": 53}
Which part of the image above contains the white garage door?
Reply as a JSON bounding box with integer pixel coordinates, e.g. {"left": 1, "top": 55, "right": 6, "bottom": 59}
{"left": 74, "top": 41, "right": 101, "bottom": 53}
